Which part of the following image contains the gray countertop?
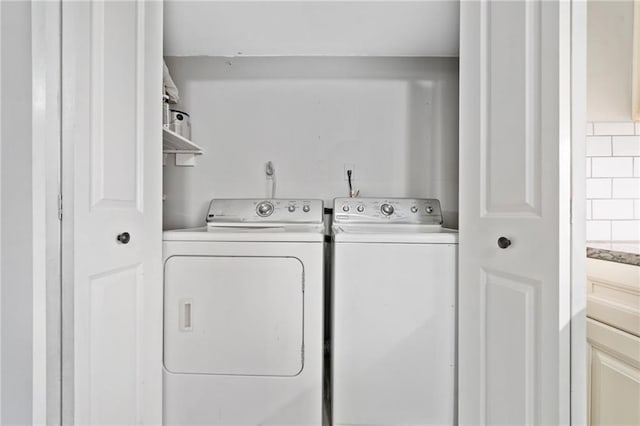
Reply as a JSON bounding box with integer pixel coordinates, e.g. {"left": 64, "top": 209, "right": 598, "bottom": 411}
{"left": 587, "top": 241, "right": 640, "bottom": 267}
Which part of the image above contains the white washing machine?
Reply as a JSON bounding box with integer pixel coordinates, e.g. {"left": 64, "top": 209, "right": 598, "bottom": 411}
{"left": 331, "top": 198, "right": 458, "bottom": 426}
{"left": 163, "top": 199, "right": 324, "bottom": 426}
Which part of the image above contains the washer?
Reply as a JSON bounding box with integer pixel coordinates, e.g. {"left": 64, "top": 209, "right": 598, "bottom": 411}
{"left": 331, "top": 197, "right": 458, "bottom": 426}
{"left": 163, "top": 199, "right": 324, "bottom": 426}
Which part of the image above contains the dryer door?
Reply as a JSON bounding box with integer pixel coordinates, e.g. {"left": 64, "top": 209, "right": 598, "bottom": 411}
{"left": 164, "top": 256, "right": 304, "bottom": 376}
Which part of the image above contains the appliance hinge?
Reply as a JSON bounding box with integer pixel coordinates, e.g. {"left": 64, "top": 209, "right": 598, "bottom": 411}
{"left": 57, "top": 192, "right": 63, "bottom": 221}
{"left": 301, "top": 344, "right": 305, "bottom": 364}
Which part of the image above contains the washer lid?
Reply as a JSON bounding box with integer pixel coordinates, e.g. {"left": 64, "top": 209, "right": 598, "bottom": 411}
{"left": 163, "top": 226, "right": 325, "bottom": 242}
{"left": 333, "top": 224, "right": 458, "bottom": 244}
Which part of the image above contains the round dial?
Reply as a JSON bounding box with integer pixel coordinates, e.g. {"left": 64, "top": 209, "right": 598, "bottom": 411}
{"left": 410, "top": 206, "right": 418, "bottom": 213}
{"left": 256, "top": 201, "right": 274, "bottom": 217}
{"left": 426, "top": 206, "right": 434, "bottom": 214}
{"left": 342, "top": 205, "right": 350, "bottom": 212}
{"left": 302, "top": 205, "right": 310, "bottom": 213}
{"left": 288, "top": 205, "right": 296, "bottom": 212}
{"left": 356, "top": 205, "right": 365, "bottom": 213}
{"left": 380, "top": 203, "right": 394, "bottom": 216}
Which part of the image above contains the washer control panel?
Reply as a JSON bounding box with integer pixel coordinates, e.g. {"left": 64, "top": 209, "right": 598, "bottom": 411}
{"left": 333, "top": 198, "right": 443, "bottom": 224}
{"left": 206, "top": 199, "right": 324, "bottom": 224}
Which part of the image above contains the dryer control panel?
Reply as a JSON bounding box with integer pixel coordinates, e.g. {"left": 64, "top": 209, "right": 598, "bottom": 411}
{"left": 333, "top": 198, "right": 443, "bottom": 225}
{"left": 206, "top": 199, "right": 324, "bottom": 224}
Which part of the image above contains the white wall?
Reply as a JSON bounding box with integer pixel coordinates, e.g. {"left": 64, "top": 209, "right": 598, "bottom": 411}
{"left": 163, "top": 1, "right": 459, "bottom": 57}
{"left": 587, "top": 0, "right": 634, "bottom": 122}
{"left": 163, "top": 56, "right": 459, "bottom": 229}
{"left": 0, "top": 1, "right": 33, "bottom": 424}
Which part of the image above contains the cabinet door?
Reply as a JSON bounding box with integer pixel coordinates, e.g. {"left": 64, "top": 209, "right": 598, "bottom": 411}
{"left": 588, "top": 319, "right": 640, "bottom": 425}
{"left": 61, "top": 1, "right": 163, "bottom": 424}
{"left": 459, "top": 1, "right": 572, "bottom": 424}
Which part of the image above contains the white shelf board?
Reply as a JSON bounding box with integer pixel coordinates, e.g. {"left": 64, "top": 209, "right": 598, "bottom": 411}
{"left": 163, "top": 127, "right": 204, "bottom": 154}
{"left": 164, "top": 1, "right": 459, "bottom": 57}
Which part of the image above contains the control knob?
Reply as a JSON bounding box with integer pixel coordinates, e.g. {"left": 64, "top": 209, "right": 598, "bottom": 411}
{"left": 342, "top": 205, "right": 350, "bottom": 212}
{"left": 302, "top": 205, "right": 310, "bottom": 213}
{"left": 410, "top": 206, "right": 418, "bottom": 213}
{"left": 356, "top": 205, "right": 365, "bottom": 213}
{"left": 380, "top": 203, "right": 394, "bottom": 216}
{"left": 256, "top": 201, "right": 274, "bottom": 217}
{"left": 288, "top": 205, "right": 296, "bottom": 212}
{"left": 426, "top": 206, "right": 434, "bottom": 214}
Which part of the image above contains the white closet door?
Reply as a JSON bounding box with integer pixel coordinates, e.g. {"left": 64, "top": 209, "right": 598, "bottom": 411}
{"left": 459, "top": 1, "right": 572, "bottom": 425}
{"left": 62, "top": 1, "right": 162, "bottom": 424}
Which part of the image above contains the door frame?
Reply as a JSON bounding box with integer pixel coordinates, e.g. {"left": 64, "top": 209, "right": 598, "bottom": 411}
{"left": 31, "top": 0, "right": 62, "bottom": 424}
{"left": 28, "top": 0, "right": 588, "bottom": 424}
{"left": 570, "top": 1, "right": 588, "bottom": 425}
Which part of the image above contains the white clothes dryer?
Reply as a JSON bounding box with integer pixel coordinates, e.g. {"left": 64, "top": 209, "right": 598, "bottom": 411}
{"left": 331, "top": 197, "right": 458, "bottom": 426}
{"left": 163, "top": 199, "right": 324, "bottom": 426}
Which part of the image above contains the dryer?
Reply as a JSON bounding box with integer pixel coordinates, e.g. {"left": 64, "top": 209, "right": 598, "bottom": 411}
{"left": 331, "top": 197, "right": 458, "bottom": 426}
{"left": 163, "top": 199, "right": 324, "bottom": 425}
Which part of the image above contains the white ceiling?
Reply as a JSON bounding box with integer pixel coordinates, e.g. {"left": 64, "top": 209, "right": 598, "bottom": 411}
{"left": 164, "top": 1, "right": 460, "bottom": 57}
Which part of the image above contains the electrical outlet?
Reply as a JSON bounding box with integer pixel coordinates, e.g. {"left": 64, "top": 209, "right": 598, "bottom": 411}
{"left": 344, "top": 164, "right": 355, "bottom": 181}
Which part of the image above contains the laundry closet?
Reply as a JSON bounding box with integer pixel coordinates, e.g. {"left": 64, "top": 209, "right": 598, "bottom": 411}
{"left": 161, "top": 2, "right": 460, "bottom": 230}
{"left": 59, "top": 1, "right": 579, "bottom": 425}
{"left": 158, "top": 2, "right": 462, "bottom": 425}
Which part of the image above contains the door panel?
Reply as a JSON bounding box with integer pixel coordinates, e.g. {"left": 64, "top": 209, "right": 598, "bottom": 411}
{"left": 459, "top": 0, "right": 570, "bottom": 424}
{"left": 483, "top": 1, "right": 541, "bottom": 216}
{"left": 164, "top": 256, "right": 304, "bottom": 376}
{"left": 481, "top": 270, "right": 539, "bottom": 424}
{"left": 62, "top": 1, "right": 162, "bottom": 424}
{"left": 90, "top": 1, "right": 141, "bottom": 209}
{"left": 88, "top": 265, "right": 143, "bottom": 425}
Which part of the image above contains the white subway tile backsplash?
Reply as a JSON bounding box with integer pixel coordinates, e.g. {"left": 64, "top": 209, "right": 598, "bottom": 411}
{"left": 586, "top": 136, "right": 612, "bottom": 156}
{"left": 611, "top": 221, "right": 640, "bottom": 241}
{"left": 586, "top": 178, "right": 611, "bottom": 199}
{"left": 593, "top": 122, "right": 635, "bottom": 136}
{"left": 612, "top": 136, "right": 640, "bottom": 156}
{"left": 586, "top": 122, "right": 640, "bottom": 241}
{"left": 592, "top": 199, "right": 635, "bottom": 220}
{"left": 612, "top": 178, "right": 640, "bottom": 199}
{"left": 591, "top": 157, "right": 634, "bottom": 177}
{"left": 586, "top": 220, "right": 611, "bottom": 240}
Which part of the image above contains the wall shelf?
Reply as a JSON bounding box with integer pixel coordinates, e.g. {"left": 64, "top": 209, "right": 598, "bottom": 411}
{"left": 163, "top": 127, "right": 204, "bottom": 166}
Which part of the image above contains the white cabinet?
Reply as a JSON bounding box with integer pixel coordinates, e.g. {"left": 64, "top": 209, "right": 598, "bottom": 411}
{"left": 588, "top": 319, "right": 640, "bottom": 426}
{"left": 587, "top": 258, "right": 640, "bottom": 425}
{"left": 587, "top": 258, "right": 640, "bottom": 337}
